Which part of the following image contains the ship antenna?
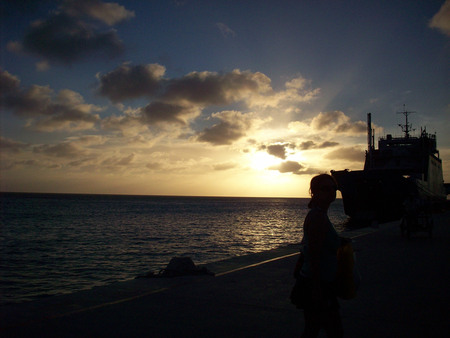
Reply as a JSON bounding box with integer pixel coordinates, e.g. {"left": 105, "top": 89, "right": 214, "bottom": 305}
{"left": 397, "top": 104, "right": 415, "bottom": 138}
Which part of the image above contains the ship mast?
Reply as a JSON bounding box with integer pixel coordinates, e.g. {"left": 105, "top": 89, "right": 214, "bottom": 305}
{"left": 366, "top": 113, "right": 374, "bottom": 168}
{"left": 397, "top": 105, "right": 415, "bottom": 138}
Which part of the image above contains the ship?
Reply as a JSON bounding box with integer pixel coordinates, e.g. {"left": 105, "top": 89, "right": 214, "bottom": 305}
{"left": 331, "top": 109, "right": 447, "bottom": 223}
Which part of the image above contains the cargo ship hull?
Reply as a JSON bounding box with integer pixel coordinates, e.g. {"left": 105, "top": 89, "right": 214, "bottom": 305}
{"left": 331, "top": 111, "right": 447, "bottom": 223}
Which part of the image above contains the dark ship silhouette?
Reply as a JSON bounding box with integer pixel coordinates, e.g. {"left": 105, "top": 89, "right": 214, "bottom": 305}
{"left": 331, "top": 109, "right": 447, "bottom": 223}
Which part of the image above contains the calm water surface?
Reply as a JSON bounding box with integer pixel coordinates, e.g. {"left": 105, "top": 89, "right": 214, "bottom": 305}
{"left": 0, "top": 193, "right": 348, "bottom": 305}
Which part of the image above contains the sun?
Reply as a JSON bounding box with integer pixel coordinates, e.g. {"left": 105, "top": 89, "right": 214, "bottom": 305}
{"left": 249, "top": 152, "right": 283, "bottom": 171}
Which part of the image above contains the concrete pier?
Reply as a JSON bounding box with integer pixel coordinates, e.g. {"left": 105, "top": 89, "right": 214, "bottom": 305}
{"left": 1, "top": 211, "right": 449, "bottom": 337}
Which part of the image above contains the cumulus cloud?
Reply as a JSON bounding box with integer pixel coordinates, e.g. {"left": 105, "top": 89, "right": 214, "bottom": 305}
{"left": 311, "top": 111, "right": 367, "bottom": 135}
{"left": 267, "top": 144, "right": 288, "bottom": 159}
{"left": 269, "top": 161, "right": 304, "bottom": 174}
{"left": 8, "top": 0, "right": 134, "bottom": 64}
{"left": 141, "top": 101, "right": 201, "bottom": 126}
{"left": 325, "top": 146, "right": 365, "bottom": 162}
{"left": 196, "top": 111, "right": 255, "bottom": 145}
{"left": 21, "top": 13, "right": 124, "bottom": 63}
{"left": 161, "top": 69, "right": 272, "bottom": 106}
{"left": 95, "top": 66, "right": 275, "bottom": 131}
{"left": 429, "top": 0, "right": 450, "bottom": 36}
{"left": 96, "top": 63, "right": 166, "bottom": 102}
{"left": 63, "top": 0, "right": 135, "bottom": 26}
{"left": 1, "top": 70, "right": 101, "bottom": 131}
{"left": 259, "top": 143, "right": 296, "bottom": 159}
{"left": 247, "top": 75, "right": 320, "bottom": 109}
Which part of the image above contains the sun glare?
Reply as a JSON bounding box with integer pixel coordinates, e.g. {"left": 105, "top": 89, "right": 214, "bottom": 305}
{"left": 249, "top": 152, "right": 283, "bottom": 171}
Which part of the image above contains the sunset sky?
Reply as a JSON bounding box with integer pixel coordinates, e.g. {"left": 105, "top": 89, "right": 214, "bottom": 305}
{"left": 1, "top": 0, "right": 449, "bottom": 197}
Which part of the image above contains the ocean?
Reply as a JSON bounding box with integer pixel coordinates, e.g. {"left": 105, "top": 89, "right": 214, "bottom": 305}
{"left": 0, "top": 193, "right": 349, "bottom": 305}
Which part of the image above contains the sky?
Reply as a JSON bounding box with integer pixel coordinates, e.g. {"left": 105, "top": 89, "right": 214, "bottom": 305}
{"left": 1, "top": 0, "right": 449, "bottom": 198}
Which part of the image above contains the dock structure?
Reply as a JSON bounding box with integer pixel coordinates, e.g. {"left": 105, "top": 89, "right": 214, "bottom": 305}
{"left": 1, "top": 211, "right": 450, "bottom": 337}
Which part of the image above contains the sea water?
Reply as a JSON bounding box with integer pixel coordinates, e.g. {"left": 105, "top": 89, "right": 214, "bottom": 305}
{"left": 0, "top": 193, "right": 348, "bottom": 305}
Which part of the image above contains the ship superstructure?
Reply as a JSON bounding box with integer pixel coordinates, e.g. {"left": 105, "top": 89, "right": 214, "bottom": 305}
{"left": 331, "top": 110, "right": 446, "bottom": 222}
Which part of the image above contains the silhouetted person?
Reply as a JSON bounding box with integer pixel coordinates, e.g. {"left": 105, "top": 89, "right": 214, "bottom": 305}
{"left": 299, "top": 174, "right": 343, "bottom": 337}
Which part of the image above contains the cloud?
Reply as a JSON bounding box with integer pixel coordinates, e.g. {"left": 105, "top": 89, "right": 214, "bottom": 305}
{"left": 311, "top": 111, "right": 367, "bottom": 135}
{"left": 259, "top": 143, "right": 296, "bottom": 159}
{"left": 96, "top": 63, "right": 166, "bottom": 102}
{"left": 429, "top": 0, "right": 450, "bottom": 37}
{"left": 161, "top": 69, "right": 272, "bottom": 106}
{"left": 196, "top": 110, "right": 255, "bottom": 145}
{"left": 267, "top": 144, "right": 288, "bottom": 159}
{"left": 0, "top": 137, "right": 29, "bottom": 154}
{"left": 8, "top": 0, "right": 135, "bottom": 64}
{"left": 1, "top": 70, "right": 101, "bottom": 131}
{"left": 0, "top": 69, "right": 21, "bottom": 95}
{"left": 21, "top": 13, "right": 125, "bottom": 63}
{"left": 269, "top": 161, "right": 304, "bottom": 174}
{"left": 216, "top": 23, "right": 236, "bottom": 38}
{"left": 96, "top": 66, "right": 274, "bottom": 131}
{"left": 33, "top": 142, "right": 88, "bottom": 158}
{"left": 325, "top": 146, "right": 365, "bottom": 162}
{"left": 141, "top": 101, "right": 201, "bottom": 126}
{"left": 298, "top": 140, "right": 339, "bottom": 150}
{"left": 101, "top": 114, "right": 144, "bottom": 134}
{"left": 63, "top": 0, "right": 135, "bottom": 26}
{"left": 246, "top": 75, "right": 320, "bottom": 109}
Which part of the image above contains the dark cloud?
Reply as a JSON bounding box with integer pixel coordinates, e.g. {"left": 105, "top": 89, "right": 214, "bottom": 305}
{"left": 267, "top": 144, "right": 287, "bottom": 159}
{"left": 161, "top": 69, "right": 270, "bottom": 106}
{"left": 141, "top": 101, "right": 199, "bottom": 126}
{"left": 8, "top": 0, "right": 134, "bottom": 64}
{"left": 97, "top": 64, "right": 165, "bottom": 102}
{"left": 21, "top": 12, "right": 124, "bottom": 64}
{"left": 196, "top": 111, "right": 253, "bottom": 145}
{"left": 325, "top": 146, "right": 365, "bottom": 162}
{"left": 1, "top": 70, "right": 101, "bottom": 131}
{"left": 334, "top": 121, "right": 366, "bottom": 134}
{"left": 269, "top": 161, "right": 304, "bottom": 174}
{"left": 95, "top": 66, "right": 272, "bottom": 129}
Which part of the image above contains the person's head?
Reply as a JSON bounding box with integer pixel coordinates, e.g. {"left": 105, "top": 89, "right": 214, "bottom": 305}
{"left": 308, "top": 173, "right": 337, "bottom": 208}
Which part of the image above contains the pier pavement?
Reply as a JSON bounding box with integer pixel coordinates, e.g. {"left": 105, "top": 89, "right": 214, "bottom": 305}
{"left": 1, "top": 211, "right": 449, "bottom": 337}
